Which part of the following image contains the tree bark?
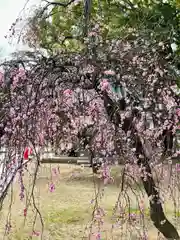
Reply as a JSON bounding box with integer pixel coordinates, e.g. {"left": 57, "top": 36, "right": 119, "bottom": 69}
{"left": 135, "top": 135, "right": 179, "bottom": 239}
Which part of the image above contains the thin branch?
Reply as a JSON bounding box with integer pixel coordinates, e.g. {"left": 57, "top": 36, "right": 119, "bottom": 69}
{"left": 43, "top": 0, "right": 75, "bottom": 9}
{"left": 39, "top": 0, "right": 75, "bottom": 17}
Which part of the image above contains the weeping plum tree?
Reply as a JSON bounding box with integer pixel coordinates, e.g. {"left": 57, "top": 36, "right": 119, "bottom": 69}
{"left": 0, "top": 0, "right": 180, "bottom": 238}
{"left": 0, "top": 37, "right": 179, "bottom": 238}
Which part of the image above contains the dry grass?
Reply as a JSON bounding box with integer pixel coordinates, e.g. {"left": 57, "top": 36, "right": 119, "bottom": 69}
{"left": 0, "top": 163, "right": 179, "bottom": 239}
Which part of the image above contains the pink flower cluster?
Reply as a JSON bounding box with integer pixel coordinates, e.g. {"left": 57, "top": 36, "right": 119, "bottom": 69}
{"left": 63, "top": 89, "right": 73, "bottom": 96}
{"left": 101, "top": 164, "right": 114, "bottom": 185}
{"left": 104, "top": 70, "right": 116, "bottom": 75}
{"left": 94, "top": 207, "right": 105, "bottom": 225}
{"left": 176, "top": 108, "right": 180, "bottom": 117}
{"left": 100, "top": 79, "right": 109, "bottom": 91}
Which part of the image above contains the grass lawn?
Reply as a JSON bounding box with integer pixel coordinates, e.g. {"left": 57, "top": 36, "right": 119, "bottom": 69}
{"left": 0, "top": 163, "right": 179, "bottom": 239}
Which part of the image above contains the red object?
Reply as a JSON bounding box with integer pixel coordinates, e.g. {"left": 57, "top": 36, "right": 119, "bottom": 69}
{"left": 24, "top": 208, "right": 27, "bottom": 216}
{"left": 23, "top": 147, "right": 33, "bottom": 160}
{"left": 32, "top": 230, "right": 40, "bottom": 236}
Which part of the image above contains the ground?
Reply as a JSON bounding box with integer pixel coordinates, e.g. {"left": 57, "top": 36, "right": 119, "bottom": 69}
{"left": 0, "top": 163, "right": 179, "bottom": 239}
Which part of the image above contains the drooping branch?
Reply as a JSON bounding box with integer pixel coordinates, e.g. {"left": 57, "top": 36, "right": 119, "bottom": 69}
{"left": 41, "top": 0, "right": 76, "bottom": 16}
{"left": 99, "top": 90, "right": 180, "bottom": 239}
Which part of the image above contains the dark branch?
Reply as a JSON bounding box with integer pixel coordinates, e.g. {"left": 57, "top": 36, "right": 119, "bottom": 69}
{"left": 44, "top": 0, "right": 75, "bottom": 7}
{"left": 40, "top": 0, "right": 76, "bottom": 16}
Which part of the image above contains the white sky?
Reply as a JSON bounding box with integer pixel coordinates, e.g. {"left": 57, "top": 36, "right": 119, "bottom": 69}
{"left": 0, "top": 0, "right": 41, "bottom": 59}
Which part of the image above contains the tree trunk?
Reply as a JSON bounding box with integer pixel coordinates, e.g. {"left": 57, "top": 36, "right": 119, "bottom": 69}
{"left": 135, "top": 135, "right": 179, "bottom": 239}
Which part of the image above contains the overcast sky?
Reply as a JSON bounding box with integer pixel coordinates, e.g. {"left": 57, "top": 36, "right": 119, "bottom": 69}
{"left": 0, "top": 0, "right": 40, "bottom": 59}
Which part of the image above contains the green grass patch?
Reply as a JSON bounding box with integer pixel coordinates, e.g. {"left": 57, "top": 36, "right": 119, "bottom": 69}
{"left": 45, "top": 207, "right": 91, "bottom": 224}
{"left": 0, "top": 164, "right": 179, "bottom": 239}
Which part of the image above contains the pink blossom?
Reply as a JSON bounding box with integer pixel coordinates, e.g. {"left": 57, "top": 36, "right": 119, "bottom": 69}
{"left": 100, "top": 79, "right": 109, "bottom": 91}
{"left": 18, "top": 68, "right": 26, "bottom": 78}
{"left": 176, "top": 108, "right": 180, "bottom": 117}
{"left": 176, "top": 164, "right": 180, "bottom": 172}
{"left": 49, "top": 182, "right": 55, "bottom": 192}
{"left": 88, "top": 31, "right": 97, "bottom": 37}
{"left": 38, "top": 132, "right": 44, "bottom": 146}
{"left": 96, "top": 232, "right": 101, "bottom": 240}
{"left": 104, "top": 70, "right": 116, "bottom": 75}
{"left": 12, "top": 75, "right": 19, "bottom": 87}
{"left": 94, "top": 207, "right": 105, "bottom": 225}
{"left": 24, "top": 208, "right": 27, "bottom": 216}
{"left": 101, "top": 164, "right": 114, "bottom": 185}
{"left": 52, "top": 167, "right": 59, "bottom": 177}
{"left": 129, "top": 213, "right": 137, "bottom": 221}
{"left": 0, "top": 71, "right": 4, "bottom": 84}
{"left": 63, "top": 89, "right": 73, "bottom": 96}
{"left": 31, "top": 230, "right": 40, "bottom": 237}
{"left": 162, "top": 92, "right": 176, "bottom": 110}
